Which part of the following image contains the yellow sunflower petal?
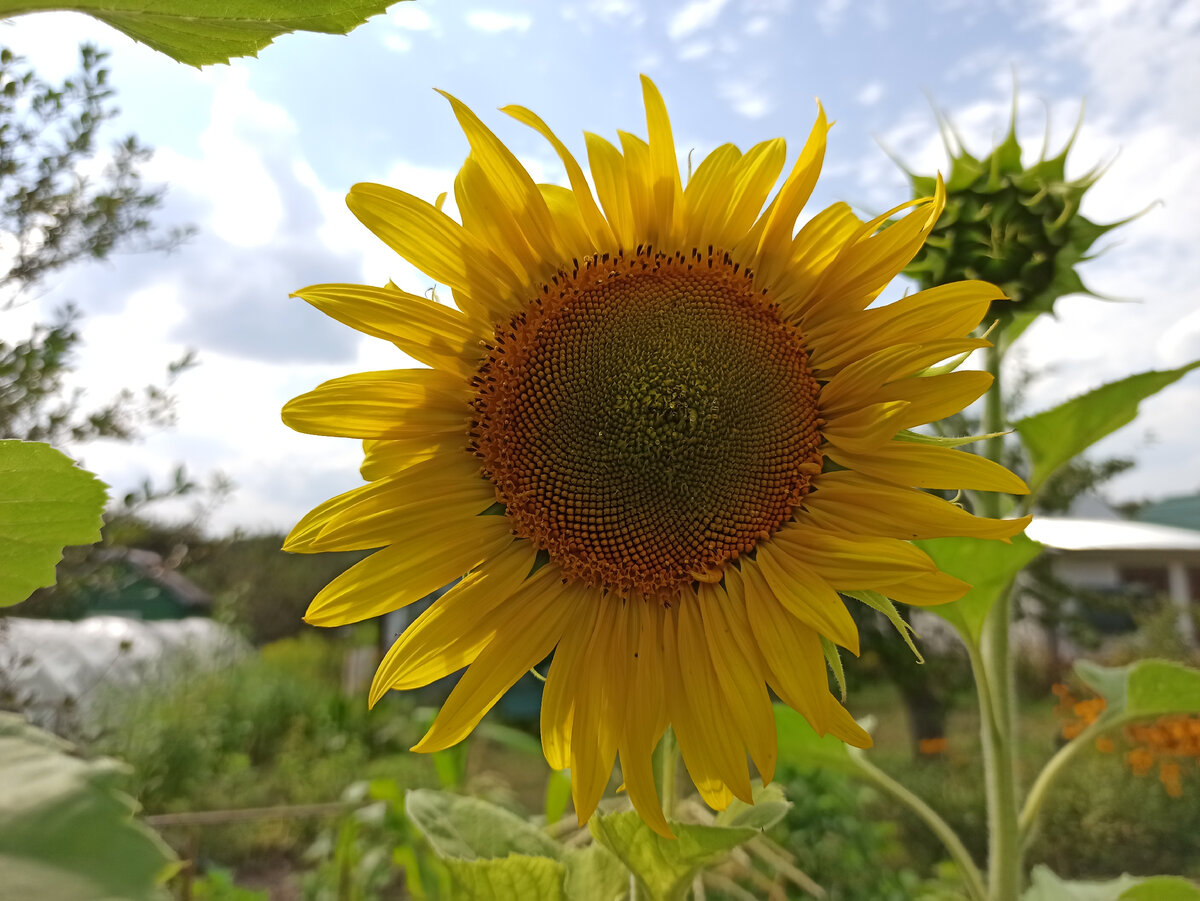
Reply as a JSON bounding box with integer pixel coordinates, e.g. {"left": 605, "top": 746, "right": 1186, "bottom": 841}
{"left": 585, "top": 132, "right": 635, "bottom": 247}
{"left": 455, "top": 156, "right": 542, "bottom": 287}
{"left": 640, "top": 75, "right": 685, "bottom": 247}
{"left": 697, "top": 582, "right": 777, "bottom": 783}
{"left": 735, "top": 564, "right": 831, "bottom": 729}
{"left": 435, "top": 90, "right": 562, "bottom": 264}
{"left": 413, "top": 564, "right": 577, "bottom": 751}
{"left": 801, "top": 471, "right": 1032, "bottom": 543}
{"left": 773, "top": 525, "right": 938, "bottom": 589}
{"left": 706, "top": 139, "right": 786, "bottom": 252}
{"left": 820, "top": 400, "right": 912, "bottom": 453}
{"left": 360, "top": 436, "right": 458, "bottom": 481}
{"left": 776, "top": 202, "right": 863, "bottom": 314}
{"left": 820, "top": 338, "right": 990, "bottom": 415}
{"left": 807, "top": 280, "right": 1002, "bottom": 374}
{"left": 293, "top": 283, "right": 482, "bottom": 376}
{"left": 503, "top": 104, "right": 616, "bottom": 249}
{"left": 284, "top": 455, "right": 493, "bottom": 553}
{"left": 799, "top": 192, "right": 942, "bottom": 322}
{"left": 756, "top": 103, "right": 828, "bottom": 284}
{"left": 754, "top": 544, "right": 860, "bottom": 653}
{"left": 540, "top": 588, "right": 601, "bottom": 770}
{"left": 539, "top": 184, "right": 594, "bottom": 259}
{"left": 879, "top": 570, "right": 973, "bottom": 606}
{"left": 346, "top": 183, "right": 520, "bottom": 322}
{"left": 570, "top": 594, "right": 628, "bottom": 823}
{"left": 683, "top": 144, "right": 742, "bottom": 247}
{"left": 875, "top": 370, "right": 994, "bottom": 430}
{"left": 282, "top": 369, "right": 469, "bottom": 441}
{"left": 370, "top": 540, "right": 536, "bottom": 704}
{"left": 620, "top": 599, "right": 671, "bottom": 837}
{"left": 672, "top": 599, "right": 754, "bottom": 805}
{"left": 825, "top": 440, "right": 1031, "bottom": 494}
{"left": 306, "top": 517, "right": 513, "bottom": 628}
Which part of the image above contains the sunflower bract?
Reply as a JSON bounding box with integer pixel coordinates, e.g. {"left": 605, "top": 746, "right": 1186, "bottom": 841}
{"left": 282, "top": 76, "right": 1031, "bottom": 838}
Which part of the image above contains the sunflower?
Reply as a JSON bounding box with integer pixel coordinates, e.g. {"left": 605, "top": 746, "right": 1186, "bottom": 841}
{"left": 283, "top": 77, "right": 1030, "bottom": 836}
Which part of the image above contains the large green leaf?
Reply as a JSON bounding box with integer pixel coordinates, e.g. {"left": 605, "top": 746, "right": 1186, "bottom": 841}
{"left": 589, "top": 811, "right": 755, "bottom": 901}
{"left": 0, "top": 440, "right": 107, "bottom": 607}
{"left": 915, "top": 533, "right": 1043, "bottom": 644}
{"left": 1024, "top": 865, "right": 1200, "bottom": 900}
{"left": 1015, "top": 361, "right": 1200, "bottom": 498}
{"left": 405, "top": 789, "right": 563, "bottom": 862}
{"left": 773, "top": 703, "right": 859, "bottom": 774}
{"left": 1075, "top": 658, "right": 1200, "bottom": 721}
{"left": 0, "top": 1, "right": 398, "bottom": 67}
{"left": 714, "top": 782, "right": 791, "bottom": 831}
{"left": 562, "top": 844, "right": 629, "bottom": 901}
{"left": 442, "top": 856, "right": 566, "bottom": 901}
{"left": 0, "top": 713, "right": 176, "bottom": 901}
{"left": 1120, "top": 877, "right": 1200, "bottom": 900}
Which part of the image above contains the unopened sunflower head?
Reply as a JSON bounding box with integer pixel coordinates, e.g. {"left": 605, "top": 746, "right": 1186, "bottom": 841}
{"left": 900, "top": 96, "right": 1139, "bottom": 338}
{"left": 282, "top": 77, "right": 1031, "bottom": 837}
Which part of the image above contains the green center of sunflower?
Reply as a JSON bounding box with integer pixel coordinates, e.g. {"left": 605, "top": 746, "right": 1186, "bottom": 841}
{"left": 470, "top": 247, "right": 824, "bottom": 597}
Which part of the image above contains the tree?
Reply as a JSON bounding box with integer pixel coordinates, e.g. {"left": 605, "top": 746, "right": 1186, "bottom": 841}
{"left": 0, "top": 43, "right": 194, "bottom": 446}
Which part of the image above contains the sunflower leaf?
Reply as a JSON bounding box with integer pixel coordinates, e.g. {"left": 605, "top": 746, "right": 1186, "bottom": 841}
{"left": 589, "top": 810, "right": 756, "bottom": 901}
{"left": 714, "top": 782, "right": 791, "bottom": 830}
{"left": 772, "top": 704, "right": 859, "bottom": 775}
{"left": 915, "top": 533, "right": 1042, "bottom": 645}
{"left": 1023, "top": 865, "right": 1200, "bottom": 901}
{"left": 1, "top": 0, "right": 397, "bottom": 67}
{"left": 820, "top": 635, "right": 847, "bottom": 701}
{"left": 0, "top": 440, "right": 107, "bottom": 607}
{"left": 562, "top": 844, "right": 628, "bottom": 901}
{"left": 0, "top": 713, "right": 177, "bottom": 900}
{"left": 1014, "top": 361, "right": 1200, "bottom": 499}
{"left": 1074, "top": 658, "right": 1200, "bottom": 722}
{"left": 844, "top": 590, "right": 924, "bottom": 663}
{"left": 895, "top": 428, "right": 1010, "bottom": 448}
{"left": 442, "top": 856, "right": 566, "bottom": 901}
{"left": 405, "top": 789, "right": 563, "bottom": 862}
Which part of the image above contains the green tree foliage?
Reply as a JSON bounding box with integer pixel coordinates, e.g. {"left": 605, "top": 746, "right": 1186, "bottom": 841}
{"left": 0, "top": 43, "right": 194, "bottom": 445}
{"left": 0, "top": 44, "right": 190, "bottom": 304}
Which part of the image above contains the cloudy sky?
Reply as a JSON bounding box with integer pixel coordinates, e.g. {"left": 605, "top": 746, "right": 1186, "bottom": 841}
{"left": 4, "top": 0, "right": 1198, "bottom": 534}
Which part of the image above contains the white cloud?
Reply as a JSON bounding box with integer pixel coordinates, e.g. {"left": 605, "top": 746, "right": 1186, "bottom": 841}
{"left": 744, "top": 15, "right": 771, "bottom": 35}
{"left": 677, "top": 40, "right": 714, "bottom": 60}
{"left": 391, "top": 5, "right": 436, "bottom": 30}
{"left": 719, "top": 80, "right": 772, "bottom": 119}
{"left": 813, "top": 0, "right": 849, "bottom": 32}
{"left": 666, "top": 0, "right": 730, "bottom": 41}
{"left": 466, "top": 10, "right": 534, "bottom": 32}
{"left": 856, "top": 81, "right": 884, "bottom": 106}
{"left": 159, "top": 67, "right": 294, "bottom": 249}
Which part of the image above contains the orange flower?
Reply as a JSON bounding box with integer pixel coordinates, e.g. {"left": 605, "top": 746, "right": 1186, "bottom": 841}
{"left": 919, "top": 737, "right": 949, "bottom": 756}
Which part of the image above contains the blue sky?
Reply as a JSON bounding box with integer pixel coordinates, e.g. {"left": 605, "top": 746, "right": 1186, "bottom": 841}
{"left": 4, "top": 0, "right": 1199, "bottom": 533}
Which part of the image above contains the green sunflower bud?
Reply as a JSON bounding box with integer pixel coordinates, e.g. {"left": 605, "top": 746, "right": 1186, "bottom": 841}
{"left": 898, "top": 93, "right": 1145, "bottom": 344}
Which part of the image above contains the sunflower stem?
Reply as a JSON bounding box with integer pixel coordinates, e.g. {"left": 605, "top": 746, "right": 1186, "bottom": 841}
{"left": 659, "top": 727, "right": 679, "bottom": 819}
{"left": 855, "top": 756, "right": 988, "bottom": 901}
{"left": 976, "top": 342, "right": 1023, "bottom": 900}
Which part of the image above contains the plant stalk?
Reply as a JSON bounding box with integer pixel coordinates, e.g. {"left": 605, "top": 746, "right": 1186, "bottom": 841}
{"left": 659, "top": 727, "right": 678, "bottom": 819}
{"left": 855, "top": 756, "right": 988, "bottom": 901}
{"left": 977, "top": 342, "right": 1023, "bottom": 900}
{"left": 1019, "top": 716, "right": 1125, "bottom": 838}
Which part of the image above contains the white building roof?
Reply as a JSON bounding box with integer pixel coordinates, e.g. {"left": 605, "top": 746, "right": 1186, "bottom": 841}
{"left": 1027, "top": 517, "right": 1200, "bottom": 552}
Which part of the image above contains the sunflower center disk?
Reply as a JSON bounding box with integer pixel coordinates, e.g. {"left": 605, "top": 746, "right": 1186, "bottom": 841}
{"left": 470, "top": 249, "right": 824, "bottom": 597}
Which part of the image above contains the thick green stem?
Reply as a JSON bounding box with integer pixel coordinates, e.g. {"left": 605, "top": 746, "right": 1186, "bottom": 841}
{"left": 977, "top": 343, "right": 1023, "bottom": 900}
{"left": 1019, "top": 716, "right": 1125, "bottom": 839}
{"left": 855, "top": 757, "right": 988, "bottom": 901}
{"left": 659, "top": 727, "right": 678, "bottom": 819}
